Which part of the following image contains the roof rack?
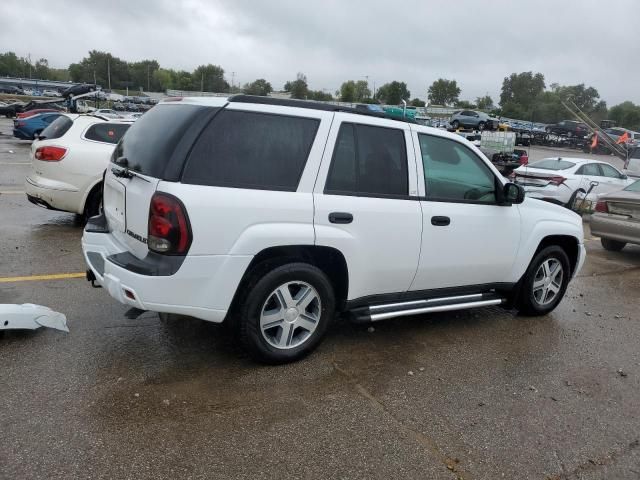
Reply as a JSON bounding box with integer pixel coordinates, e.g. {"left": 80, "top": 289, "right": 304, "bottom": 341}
{"left": 227, "top": 94, "right": 416, "bottom": 124}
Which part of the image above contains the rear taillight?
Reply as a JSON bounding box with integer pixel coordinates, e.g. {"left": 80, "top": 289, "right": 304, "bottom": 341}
{"left": 148, "top": 192, "right": 192, "bottom": 255}
{"left": 595, "top": 200, "right": 608, "bottom": 213}
{"left": 549, "top": 176, "right": 566, "bottom": 186}
{"left": 519, "top": 154, "right": 529, "bottom": 165}
{"left": 16, "top": 121, "right": 26, "bottom": 127}
{"left": 34, "top": 146, "right": 67, "bottom": 161}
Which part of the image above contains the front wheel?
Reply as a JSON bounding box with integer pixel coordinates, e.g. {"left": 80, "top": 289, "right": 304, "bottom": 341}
{"left": 451, "top": 120, "right": 460, "bottom": 130}
{"left": 601, "top": 238, "right": 626, "bottom": 252}
{"left": 516, "top": 246, "right": 570, "bottom": 316}
{"left": 478, "top": 121, "right": 486, "bottom": 131}
{"left": 238, "top": 262, "right": 335, "bottom": 364}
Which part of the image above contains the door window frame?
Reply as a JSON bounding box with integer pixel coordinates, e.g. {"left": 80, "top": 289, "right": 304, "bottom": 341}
{"left": 411, "top": 128, "right": 506, "bottom": 205}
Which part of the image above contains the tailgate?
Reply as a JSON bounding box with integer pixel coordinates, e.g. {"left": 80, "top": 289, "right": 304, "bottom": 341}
{"left": 103, "top": 167, "right": 159, "bottom": 259}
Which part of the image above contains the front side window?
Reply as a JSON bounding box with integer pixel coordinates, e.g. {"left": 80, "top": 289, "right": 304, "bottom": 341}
{"left": 419, "top": 134, "right": 496, "bottom": 203}
{"left": 183, "top": 110, "right": 319, "bottom": 191}
{"left": 324, "top": 123, "right": 408, "bottom": 197}
{"left": 600, "top": 164, "right": 622, "bottom": 178}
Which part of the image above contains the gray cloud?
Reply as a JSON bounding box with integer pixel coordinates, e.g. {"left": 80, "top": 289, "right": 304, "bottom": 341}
{"left": 1, "top": 0, "right": 638, "bottom": 105}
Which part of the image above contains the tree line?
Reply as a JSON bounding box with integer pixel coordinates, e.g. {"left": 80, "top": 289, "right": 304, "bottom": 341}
{"left": 1, "top": 50, "right": 639, "bottom": 129}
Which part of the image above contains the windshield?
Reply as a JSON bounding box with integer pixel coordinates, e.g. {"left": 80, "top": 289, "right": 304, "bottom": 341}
{"left": 624, "top": 180, "right": 640, "bottom": 192}
{"left": 529, "top": 159, "right": 576, "bottom": 170}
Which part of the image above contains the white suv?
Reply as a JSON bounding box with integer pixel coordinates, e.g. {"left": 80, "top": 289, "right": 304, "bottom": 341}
{"left": 82, "top": 96, "right": 586, "bottom": 363}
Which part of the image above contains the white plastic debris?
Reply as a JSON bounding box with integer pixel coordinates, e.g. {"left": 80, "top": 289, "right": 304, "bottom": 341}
{"left": 0, "top": 304, "right": 69, "bottom": 332}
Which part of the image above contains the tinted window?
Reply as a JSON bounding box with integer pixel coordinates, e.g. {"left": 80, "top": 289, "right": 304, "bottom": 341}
{"left": 600, "top": 164, "right": 622, "bottom": 178}
{"left": 530, "top": 159, "right": 576, "bottom": 170}
{"left": 85, "top": 123, "right": 130, "bottom": 144}
{"left": 577, "top": 163, "right": 601, "bottom": 176}
{"left": 325, "top": 123, "right": 408, "bottom": 197}
{"left": 113, "top": 104, "right": 210, "bottom": 177}
{"left": 183, "top": 110, "right": 319, "bottom": 191}
{"left": 419, "top": 134, "right": 496, "bottom": 203}
{"left": 40, "top": 115, "right": 72, "bottom": 140}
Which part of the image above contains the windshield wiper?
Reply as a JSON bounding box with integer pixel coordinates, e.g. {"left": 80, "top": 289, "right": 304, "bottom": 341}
{"left": 111, "top": 160, "right": 150, "bottom": 183}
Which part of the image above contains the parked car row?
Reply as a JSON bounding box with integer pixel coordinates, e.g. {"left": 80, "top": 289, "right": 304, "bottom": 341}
{"left": 112, "top": 102, "right": 153, "bottom": 112}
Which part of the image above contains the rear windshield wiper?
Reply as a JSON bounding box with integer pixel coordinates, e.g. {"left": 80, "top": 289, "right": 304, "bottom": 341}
{"left": 111, "top": 159, "right": 150, "bottom": 183}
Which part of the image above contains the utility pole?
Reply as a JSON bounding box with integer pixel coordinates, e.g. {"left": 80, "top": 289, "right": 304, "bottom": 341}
{"left": 147, "top": 64, "right": 150, "bottom": 92}
{"left": 231, "top": 72, "right": 236, "bottom": 91}
{"left": 28, "top": 53, "right": 32, "bottom": 78}
{"left": 201, "top": 72, "right": 204, "bottom": 92}
{"left": 107, "top": 58, "right": 111, "bottom": 91}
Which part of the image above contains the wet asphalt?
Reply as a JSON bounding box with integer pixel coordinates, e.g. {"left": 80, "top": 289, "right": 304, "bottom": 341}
{"left": 1, "top": 117, "right": 640, "bottom": 479}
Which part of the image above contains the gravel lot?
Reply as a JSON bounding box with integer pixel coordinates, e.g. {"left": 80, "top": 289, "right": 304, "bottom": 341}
{"left": 1, "top": 117, "right": 639, "bottom": 479}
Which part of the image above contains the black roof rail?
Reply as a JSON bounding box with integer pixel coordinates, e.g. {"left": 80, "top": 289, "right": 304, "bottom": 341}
{"left": 227, "top": 94, "right": 417, "bottom": 124}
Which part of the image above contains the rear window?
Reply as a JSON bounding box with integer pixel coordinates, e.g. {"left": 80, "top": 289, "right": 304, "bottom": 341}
{"left": 84, "top": 123, "right": 130, "bottom": 144}
{"left": 529, "top": 159, "right": 576, "bottom": 170}
{"left": 182, "top": 110, "right": 319, "bottom": 191}
{"left": 112, "top": 104, "right": 210, "bottom": 177}
{"left": 40, "top": 115, "right": 73, "bottom": 140}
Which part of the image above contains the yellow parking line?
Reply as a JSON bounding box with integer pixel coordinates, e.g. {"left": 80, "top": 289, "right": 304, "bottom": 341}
{"left": 0, "top": 272, "right": 85, "bottom": 283}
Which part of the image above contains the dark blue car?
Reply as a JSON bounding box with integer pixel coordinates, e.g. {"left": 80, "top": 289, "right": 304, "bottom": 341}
{"left": 13, "top": 112, "right": 62, "bottom": 140}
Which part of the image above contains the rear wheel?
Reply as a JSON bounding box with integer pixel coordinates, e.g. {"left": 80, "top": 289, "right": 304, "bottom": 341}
{"left": 478, "top": 121, "right": 486, "bottom": 131}
{"left": 238, "top": 262, "right": 335, "bottom": 364}
{"left": 451, "top": 120, "right": 460, "bottom": 130}
{"left": 83, "top": 184, "right": 102, "bottom": 220}
{"left": 601, "top": 238, "right": 626, "bottom": 252}
{"left": 516, "top": 246, "right": 570, "bottom": 316}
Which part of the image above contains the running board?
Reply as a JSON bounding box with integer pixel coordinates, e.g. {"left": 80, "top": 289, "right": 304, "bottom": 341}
{"left": 351, "top": 293, "right": 505, "bottom": 323}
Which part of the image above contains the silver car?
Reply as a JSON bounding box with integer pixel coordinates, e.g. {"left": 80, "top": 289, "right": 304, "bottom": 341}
{"left": 591, "top": 180, "right": 640, "bottom": 251}
{"left": 449, "top": 110, "right": 498, "bottom": 130}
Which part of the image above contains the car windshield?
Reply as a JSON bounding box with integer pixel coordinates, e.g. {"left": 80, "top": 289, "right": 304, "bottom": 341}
{"left": 529, "top": 159, "right": 576, "bottom": 170}
{"left": 624, "top": 180, "right": 640, "bottom": 192}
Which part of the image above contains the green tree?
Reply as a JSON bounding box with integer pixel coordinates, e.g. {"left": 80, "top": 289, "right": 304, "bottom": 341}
{"left": 499, "top": 71, "right": 545, "bottom": 111}
{"left": 410, "top": 98, "right": 426, "bottom": 107}
{"left": 609, "top": 102, "right": 640, "bottom": 130}
{"left": 339, "top": 80, "right": 356, "bottom": 102}
{"left": 284, "top": 73, "right": 308, "bottom": 99}
{"left": 191, "top": 64, "right": 227, "bottom": 92}
{"left": 476, "top": 95, "right": 494, "bottom": 111}
{"left": 128, "top": 60, "right": 160, "bottom": 91}
{"left": 376, "top": 81, "right": 410, "bottom": 105}
{"left": 455, "top": 100, "right": 476, "bottom": 109}
{"left": 243, "top": 78, "right": 273, "bottom": 96}
{"left": 307, "top": 90, "right": 333, "bottom": 101}
{"left": 427, "top": 79, "right": 460, "bottom": 106}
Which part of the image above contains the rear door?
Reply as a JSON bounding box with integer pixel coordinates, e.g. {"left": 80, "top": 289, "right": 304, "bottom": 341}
{"left": 313, "top": 113, "right": 422, "bottom": 301}
{"left": 597, "top": 163, "right": 631, "bottom": 193}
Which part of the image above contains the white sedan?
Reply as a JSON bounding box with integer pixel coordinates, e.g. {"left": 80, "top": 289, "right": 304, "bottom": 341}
{"left": 514, "top": 157, "right": 634, "bottom": 206}
{"left": 25, "top": 114, "right": 133, "bottom": 218}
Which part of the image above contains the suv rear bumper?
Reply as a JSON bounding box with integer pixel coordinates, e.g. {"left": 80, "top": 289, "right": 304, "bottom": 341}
{"left": 82, "top": 220, "right": 252, "bottom": 323}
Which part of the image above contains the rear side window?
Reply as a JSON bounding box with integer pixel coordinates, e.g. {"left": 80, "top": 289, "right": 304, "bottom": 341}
{"left": 324, "top": 123, "right": 408, "bottom": 197}
{"left": 113, "top": 104, "right": 210, "bottom": 177}
{"left": 84, "top": 123, "right": 130, "bottom": 144}
{"left": 183, "top": 110, "right": 319, "bottom": 191}
{"left": 40, "top": 115, "right": 72, "bottom": 140}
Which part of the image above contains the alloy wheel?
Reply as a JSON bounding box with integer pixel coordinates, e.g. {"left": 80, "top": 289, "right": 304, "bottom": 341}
{"left": 259, "top": 281, "right": 322, "bottom": 349}
{"left": 532, "top": 258, "right": 563, "bottom": 306}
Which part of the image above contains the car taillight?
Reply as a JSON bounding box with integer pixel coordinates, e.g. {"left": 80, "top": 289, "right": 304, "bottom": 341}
{"left": 519, "top": 154, "right": 529, "bottom": 165}
{"left": 549, "top": 176, "right": 566, "bottom": 186}
{"left": 34, "top": 146, "right": 67, "bottom": 161}
{"left": 595, "top": 200, "right": 608, "bottom": 213}
{"left": 148, "top": 192, "right": 192, "bottom": 255}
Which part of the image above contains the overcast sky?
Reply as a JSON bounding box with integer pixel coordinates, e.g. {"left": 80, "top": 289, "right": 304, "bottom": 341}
{"left": 2, "top": 0, "right": 639, "bottom": 105}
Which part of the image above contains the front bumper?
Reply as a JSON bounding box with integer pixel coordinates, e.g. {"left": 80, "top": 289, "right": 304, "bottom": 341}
{"left": 590, "top": 213, "right": 640, "bottom": 245}
{"left": 82, "top": 217, "right": 252, "bottom": 323}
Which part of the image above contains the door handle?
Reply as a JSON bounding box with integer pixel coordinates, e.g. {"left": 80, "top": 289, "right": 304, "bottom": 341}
{"left": 431, "top": 216, "right": 450, "bottom": 226}
{"left": 329, "top": 212, "right": 353, "bottom": 224}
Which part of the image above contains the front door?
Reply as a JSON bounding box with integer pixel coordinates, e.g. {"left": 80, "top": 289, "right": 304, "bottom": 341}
{"left": 410, "top": 129, "right": 521, "bottom": 291}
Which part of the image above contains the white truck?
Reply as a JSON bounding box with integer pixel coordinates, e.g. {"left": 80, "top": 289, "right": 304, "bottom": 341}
{"left": 82, "top": 95, "right": 586, "bottom": 363}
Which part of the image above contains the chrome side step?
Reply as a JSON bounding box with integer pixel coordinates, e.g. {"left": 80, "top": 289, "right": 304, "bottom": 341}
{"left": 352, "top": 293, "right": 505, "bottom": 323}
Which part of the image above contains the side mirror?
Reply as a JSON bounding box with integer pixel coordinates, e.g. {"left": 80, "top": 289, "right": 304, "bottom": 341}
{"left": 503, "top": 182, "right": 525, "bottom": 205}
{"left": 620, "top": 174, "right": 628, "bottom": 180}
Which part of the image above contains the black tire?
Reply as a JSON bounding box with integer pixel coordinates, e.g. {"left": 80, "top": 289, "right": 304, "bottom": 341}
{"left": 478, "top": 121, "right": 486, "bottom": 131}
{"left": 237, "top": 262, "right": 335, "bottom": 364}
{"left": 451, "top": 120, "right": 460, "bottom": 129}
{"left": 515, "top": 246, "right": 571, "bottom": 316}
{"left": 565, "top": 188, "right": 585, "bottom": 210}
{"left": 83, "top": 184, "right": 102, "bottom": 220}
{"left": 601, "top": 238, "right": 626, "bottom": 252}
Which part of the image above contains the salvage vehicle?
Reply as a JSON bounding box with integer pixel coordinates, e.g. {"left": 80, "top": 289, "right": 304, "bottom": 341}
{"left": 450, "top": 110, "right": 498, "bottom": 130}
{"left": 13, "top": 112, "right": 61, "bottom": 140}
{"left": 25, "top": 114, "right": 131, "bottom": 218}
{"left": 591, "top": 180, "right": 640, "bottom": 251}
{"left": 545, "top": 120, "right": 588, "bottom": 138}
{"left": 83, "top": 95, "right": 586, "bottom": 363}
{"left": 513, "top": 158, "right": 633, "bottom": 207}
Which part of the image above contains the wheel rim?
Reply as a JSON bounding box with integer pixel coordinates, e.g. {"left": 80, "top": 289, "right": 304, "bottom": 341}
{"left": 532, "top": 258, "right": 563, "bottom": 306}
{"left": 260, "top": 281, "right": 321, "bottom": 350}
